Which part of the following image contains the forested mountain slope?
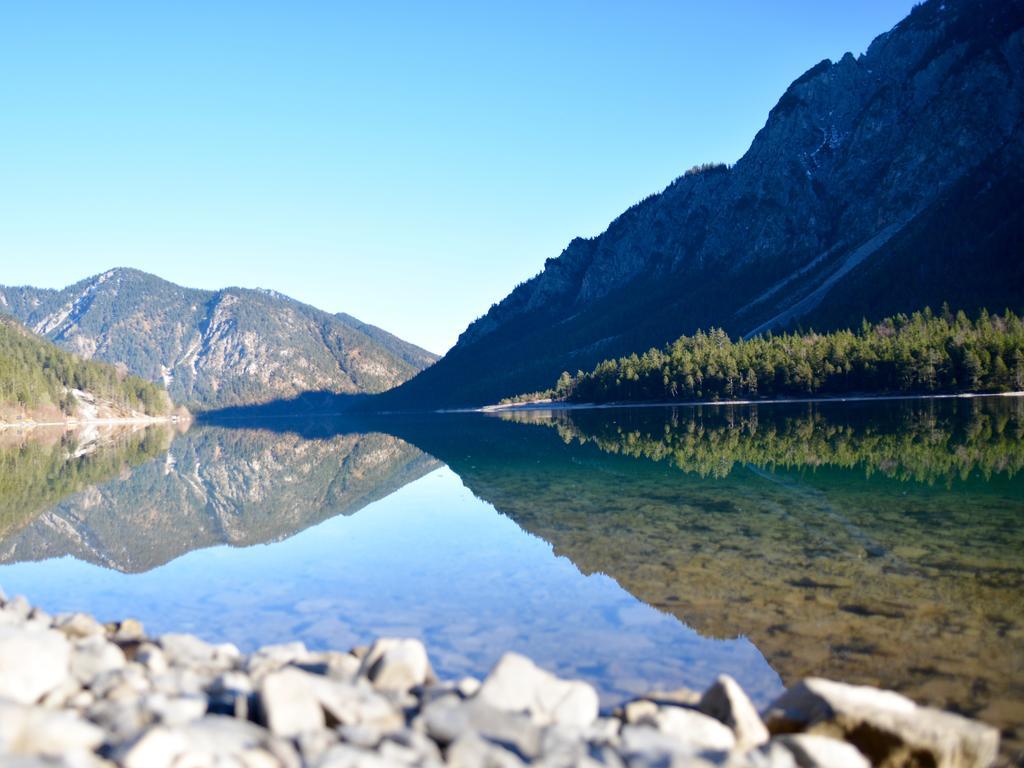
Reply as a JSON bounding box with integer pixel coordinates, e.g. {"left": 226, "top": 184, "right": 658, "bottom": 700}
{"left": 0, "top": 315, "right": 169, "bottom": 422}
{"left": 0, "top": 269, "right": 437, "bottom": 410}
{"left": 385, "top": 0, "right": 1024, "bottom": 408}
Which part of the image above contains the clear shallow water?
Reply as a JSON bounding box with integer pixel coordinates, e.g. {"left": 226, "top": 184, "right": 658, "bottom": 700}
{"left": 0, "top": 396, "right": 1020, "bottom": 742}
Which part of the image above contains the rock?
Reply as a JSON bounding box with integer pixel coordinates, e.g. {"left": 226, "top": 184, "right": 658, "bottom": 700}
{"left": 5, "top": 595, "right": 31, "bottom": 619}
{"left": 38, "top": 676, "right": 82, "bottom": 709}
{"left": 774, "top": 734, "right": 870, "bottom": 768}
{"left": 309, "top": 677, "right": 403, "bottom": 732}
{"left": 87, "top": 697, "right": 153, "bottom": 742}
{"left": 622, "top": 699, "right": 659, "bottom": 724}
{"left": 91, "top": 664, "right": 151, "bottom": 700}
{"left": 476, "top": 652, "right": 599, "bottom": 727}
{"left": 135, "top": 643, "right": 168, "bottom": 674}
{"left": 0, "top": 626, "right": 71, "bottom": 704}
{"left": 300, "top": 650, "right": 361, "bottom": 682}
{"left": 620, "top": 725, "right": 702, "bottom": 761}
{"left": 743, "top": 742, "right": 800, "bottom": 768}
{"left": 763, "top": 677, "right": 1000, "bottom": 768}
{"left": 382, "top": 728, "right": 444, "bottom": 763}
{"left": 112, "top": 618, "right": 146, "bottom": 642}
{"left": 122, "top": 715, "right": 277, "bottom": 768}
{"left": 0, "top": 701, "right": 104, "bottom": 757}
{"left": 652, "top": 706, "right": 736, "bottom": 753}
{"left": 246, "top": 641, "right": 310, "bottom": 678}
{"left": 160, "top": 633, "right": 239, "bottom": 670}
{"left": 314, "top": 742, "right": 397, "bottom": 768}
{"left": 699, "top": 674, "right": 770, "bottom": 750}
{"left": 70, "top": 635, "right": 127, "bottom": 685}
{"left": 296, "top": 728, "right": 340, "bottom": 763}
{"left": 357, "top": 638, "right": 434, "bottom": 693}
{"left": 456, "top": 677, "right": 481, "bottom": 698}
{"left": 445, "top": 732, "right": 527, "bottom": 768}
{"left": 259, "top": 667, "right": 325, "bottom": 737}
{"left": 421, "top": 696, "right": 541, "bottom": 758}
{"left": 142, "top": 692, "right": 208, "bottom": 725}
{"left": 642, "top": 688, "right": 702, "bottom": 708}
{"left": 56, "top": 613, "right": 105, "bottom": 639}
{"left": 177, "top": 715, "right": 274, "bottom": 752}
{"left": 121, "top": 726, "right": 190, "bottom": 768}
{"left": 337, "top": 723, "right": 382, "bottom": 749}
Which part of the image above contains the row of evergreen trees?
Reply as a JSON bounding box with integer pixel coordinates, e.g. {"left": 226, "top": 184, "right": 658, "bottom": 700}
{"left": 515, "top": 307, "right": 1024, "bottom": 405}
{"left": 502, "top": 399, "right": 1024, "bottom": 484}
{"left": 0, "top": 317, "right": 169, "bottom": 418}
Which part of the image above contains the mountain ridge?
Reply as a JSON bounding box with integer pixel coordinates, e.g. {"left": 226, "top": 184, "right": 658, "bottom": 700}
{"left": 381, "top": 0, "right": 1024, "bottom": 408}
{"left": 0, "top": 268, "right": 438, "bottom": 410}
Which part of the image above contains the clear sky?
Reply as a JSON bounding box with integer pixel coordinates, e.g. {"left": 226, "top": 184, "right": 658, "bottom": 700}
{"left": 0, "top": 1, "right": 916, "bottom": 354}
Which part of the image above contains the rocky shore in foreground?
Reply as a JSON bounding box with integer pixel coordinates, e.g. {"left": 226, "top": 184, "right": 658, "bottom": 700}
{"left": 0, "top": 593, "right": 1001, "bottom": 768}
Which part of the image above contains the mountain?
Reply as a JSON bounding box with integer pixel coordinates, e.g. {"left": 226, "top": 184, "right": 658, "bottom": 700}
{"left": 0, "top": 268, "right": 438, "bottom": 410}
{"left": 384, "top": 0, "right": 1024, "bottom": 408}
{"left": 0, "top": 424, "right": 439, "bottom": 573}
{"left": 0, "top": 315, "right": 170, "bottom": 422}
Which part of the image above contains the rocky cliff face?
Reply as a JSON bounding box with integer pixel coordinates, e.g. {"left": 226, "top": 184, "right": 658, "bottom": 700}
{"left": 0, "top": 269, "right": 438, "bottom": 409}
{"left": 389, "top": 0, "right": 1024, "bottom": 407}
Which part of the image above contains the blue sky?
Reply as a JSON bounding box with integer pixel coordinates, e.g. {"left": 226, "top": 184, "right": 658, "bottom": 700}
{"left": 0, "top": 1, "right": 915, "bottom": 354}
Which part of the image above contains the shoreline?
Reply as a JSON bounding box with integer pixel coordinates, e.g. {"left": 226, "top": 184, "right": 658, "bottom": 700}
{"left": 478, "top": 390, "right": 1024, "bottom": 414}
{"left": 0, "top": 594, "right": 1003, "bottom": 767}
{"left": 0, "top": 414, "right": 186, "bottom": 431}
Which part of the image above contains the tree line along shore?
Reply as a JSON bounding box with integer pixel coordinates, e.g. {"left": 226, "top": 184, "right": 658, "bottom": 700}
{"left": 504, "top": 308, "right": 1024, "bottom": 406}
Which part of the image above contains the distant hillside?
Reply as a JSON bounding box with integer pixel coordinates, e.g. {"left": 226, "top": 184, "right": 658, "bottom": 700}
{"left": 0, "top": 316, "right": 170, "bottom": 422}
{"left": 383, "top": 0, "right": 1024, "bottom": 408}
{"left": 0, "top": 269, "right": 438, "bottom": 410}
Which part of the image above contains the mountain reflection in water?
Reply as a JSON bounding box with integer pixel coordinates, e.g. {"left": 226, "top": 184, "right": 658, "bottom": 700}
{"left": 0, "top": 396, "right": 1020, "bottom": 743}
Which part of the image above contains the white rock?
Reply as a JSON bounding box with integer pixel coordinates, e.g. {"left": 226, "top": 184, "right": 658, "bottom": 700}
{"left": 260, "top": 667, "right": 325, "bottom": 737}
{"left": 311, "top": 677, "right": 403, "bottom": 732}
{"left": 0, "top": 626, "right": 71, "bottom": 704}
{"left": 477, "top": 652, "right": 599, "bottom": 727}
{"left": 112, "top": 618, "right": 146, "bottom": 641}
{"left": 136, "top": 643, "right": 169, "bottom": 674}
{"left": 623, "top": 699, "right": 658, "bottom": 724}
{"left": 160, "top": 634, "right": 239, "bottom": 670}
{"left": 774, "top": 733, "right": 870, "bottom": 768}
{"left": 0, "top": 701, "right": 104, "bottom": 757}
{"left": 699, "top": 674, "right": 769, "bottom": 750}
{"left": 445, "top": 732, "right": 526, "bottom": 768}
{"left": 314, "top": 742, "right": 397, "bottom": 768}
{"left": 421, "top": 696, "right": 540, "bottom": 758}
{"left": 122, "top": 726, "right": 189, "bottom": 768}
{"left": 763, "top": 678, "right": 1000, "bottom": 768}
{"left": 143, "top": 692, "right": 208, "bottom": 725}
{"left": 70, "top": 635, "right": 127, "bottom": 684}
{"left": 56, "top": 613, "right": 105, "bottom": 639}
{"left": 357, "top": 638, "right": 434, "bottom": 693}
{"left": 654, "top": 706, "right": 736, "bottom": 752}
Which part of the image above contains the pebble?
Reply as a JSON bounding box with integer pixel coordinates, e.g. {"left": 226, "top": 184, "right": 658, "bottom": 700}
{"left": 0, "top": 594, "right": 1001, "bottom": 768}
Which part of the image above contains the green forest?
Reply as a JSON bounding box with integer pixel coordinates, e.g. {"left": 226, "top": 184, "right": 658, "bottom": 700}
{"left": 0, "top": 427, "right": 172, "bottom": 540}
{"left": 512, "top": 308, "right": 1024, "bottom": 405}
{"left": 500, "top": 397, "right": 1024, "bottom": 484}
{"left": 0, "top": 316, "right": 170, "bottom": 420}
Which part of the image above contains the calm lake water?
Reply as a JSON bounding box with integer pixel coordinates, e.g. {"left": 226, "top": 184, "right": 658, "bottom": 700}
{"left": 0, "top": 396, "right": 1021, "bottom": 743}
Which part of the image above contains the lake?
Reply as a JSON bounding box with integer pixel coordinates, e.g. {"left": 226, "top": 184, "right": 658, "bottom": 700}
{"left": 0, "top": 395, "right": 1020, "bottom": 746}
